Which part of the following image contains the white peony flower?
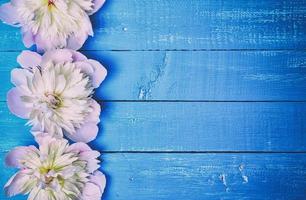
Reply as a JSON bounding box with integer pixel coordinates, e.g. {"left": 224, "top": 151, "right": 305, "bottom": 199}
{"left": 7, "top": 49, "right": 107, "bottom": 143}
{"left": 0, "top": 0, "right": 106, "bottom": 51}
{"left": 5, "top": 135, "right": 106, "bottom": 200}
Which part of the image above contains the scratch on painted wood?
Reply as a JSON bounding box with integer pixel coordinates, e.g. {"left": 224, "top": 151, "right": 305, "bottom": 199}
{"left": 239, "top": 164, "right": 249, "bottom": 184}
{"left": 138, "top": 52, "right": 170, "bottom": 100}
{"left": 219, "top": 174, "right": 230, "bottom": 192}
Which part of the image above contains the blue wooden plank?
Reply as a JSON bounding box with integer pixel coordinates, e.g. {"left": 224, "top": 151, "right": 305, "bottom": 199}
{"left": 0, "top": 102, "right": 305, "bottom": 152}
{"left": 0, "top": 153, "right": 305, "bottom": 200}
{"left": 0, "top": 0, "right": 305, "bottom": 50}
{"left": 0, "top": 51, "right": 306, "bottom": 101}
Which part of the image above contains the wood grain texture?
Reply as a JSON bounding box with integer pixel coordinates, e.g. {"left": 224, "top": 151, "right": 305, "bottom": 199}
{"left": 0, "top": 0, "right": 305, "bottom": 50}
{"left": 0, "top": 0, "right": 305, "bottom": 199}
{"left": 0, "top": 153, "right": 305, "bottom": 200}
{"left": 1, "top": 101, "right": 306, "bottom": 152}
{"left": 0, "top": 51, "right": 306, "bottom": 101}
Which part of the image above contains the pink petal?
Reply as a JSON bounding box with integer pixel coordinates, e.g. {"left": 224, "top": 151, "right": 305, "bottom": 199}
{"left": 86, "top": 59, "right": 107, "bottom": 88}
{"left": 5, "top": 147, "right": 29, "bottom": 168}
{"left": 34, "top": 33, "right": 49, "bottom": 53}
{"left": 66, "top": 142, "right": 91, "bottom": 153}
{"left": 76, "top": 61, "right": 95, "bottom": 75}
{"left": 67, "top": 31, "right": 89, "bottom": 50}
{"left": 81, "top": 182, "right": 102, "bottom": 200}
{"left": 7, "top": 88, "right": 31, "bottom": 119}
{"left": 17, "top": 50, "right": 42, "bottom": 69}
{"left": 11, "top": 0, "right": 23, "bottom": 6}
{"left": 0, "top": 3, "right": 20, "bottom": 25}
{"left": 65, "top": 122, "right": 99, "bottom": 143}
{"left": 89, "top": 171, "right": 106, "bottom": 194}
{"left": 86, "top": 100, "right": 101, "bottom": 123}
{"left": 89, "top": 0, "right": 106, "bottom": 15}
{"left": 41, "top": 49, "right": 73, "bottom": 65}
{"left": 4, "top": 172, "right": 31, "bottom": 197}
{"left": 22, "top": 29, "right": 34, "bottom": 48}
{"left": 34, "top": 134, "right": 57, "bottom": 148}
{"left": 71, "top": 51, "right": 87, "bottom": 62}
{"left": 11, "top": 68, "right": 30, "bottom": 86}
{"left": 79, "top": 150, "right": 100, "bottom": 173}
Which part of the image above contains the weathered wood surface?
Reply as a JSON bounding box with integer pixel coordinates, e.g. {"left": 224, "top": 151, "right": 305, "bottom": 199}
{"left": 0, "top": 0, "right": 305, "bottom": 51}
{"left": 0, "top": 101, "right": 306, "bottom": 152}
{"left": 0, "top": 0, "right": 305, "bottom": 199}
{"left": 0, "top": 51, "right": 306, "bottom": 101}
{"left": 0, "top": 153, "right": 305, "bottom": 200}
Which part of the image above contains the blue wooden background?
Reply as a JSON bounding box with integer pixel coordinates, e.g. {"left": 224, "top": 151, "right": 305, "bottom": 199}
{"left": 0, "top": 0, "right": 306, "bottom": 199}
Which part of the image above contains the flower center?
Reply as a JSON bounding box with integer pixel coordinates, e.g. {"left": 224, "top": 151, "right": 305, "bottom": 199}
{"left": 44, "top": 175, "right": 54, "bottom": 185}
{"left": 39, "top": 167, "right": 55, "bottom": 185}
{"left": 44, "top": 93, "right": 62, "bottom": 109}
{"left": 48, "top": 0, "right": 55, "bottom": 7}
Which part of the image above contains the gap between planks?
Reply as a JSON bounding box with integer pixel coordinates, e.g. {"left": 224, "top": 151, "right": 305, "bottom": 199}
{"left": 0, "top": 49, "right": 305, "bottom": 53}
{"left": 1, "top": 100, "right": 306, "bottom": 103}
{"left": 1, "top": 150, "right": 306, "bottom": 154}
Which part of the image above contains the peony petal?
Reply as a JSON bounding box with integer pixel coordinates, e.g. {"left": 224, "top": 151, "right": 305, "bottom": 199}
{"left": 0, "top": 3, "right": 20, "bottom": 25}
{"left": 65, "top": 122, "right": 98, "bottom": 143}
{"left": 89, "top": 0, "right": 106, "bottom": 15}
{"left": 86, "top": 60, "right": 107, "bottom": 88}
{"left": 71, "top": 51, "right": 87, "bottom": 62}
{"left": 66, "top": 142, "right": 91, "bottom": 153}
{"left": 86, "top": 100, "right": 101, "bottom": 124}
{"left": 21, "top": 29, "right": 35, "bottom": 48}
{"left": 79, "top": 150, "right": 100, "bottom": 173}
{"left": 4, "top": 172, "right": 31, "bottom": 197}
{"left": 34, "top": 33, "right": 50, "bottom": 53}
{"left": 5, "top": 147, "right": 29, "bottom": 168}
{"left": 10, "top": 0, "right": 23, "bottom": 7}
{"left": 81, "top": 182, "right": 102, "bottom": 200}
{"left": 76, "top": 61, "right": 95, "bottom": 75}
{"left": 7, "top": 88, "right": 31, "bottom": 119}
{"left": 11, "top": 68, "right": 31, "bottom": 86}
{"left": 67, "top": 31, "right": 89, "bottom": 50}
{"left": 41, "top": 49, "right": 73, "bottom": 65}
{"left": 17, "top": 50, "right": 42, "bottom": 69}
{"left": 89, "top": 171, "right": 106, "bottom": 194}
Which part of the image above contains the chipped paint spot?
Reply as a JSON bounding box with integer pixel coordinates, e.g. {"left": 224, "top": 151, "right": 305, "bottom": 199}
{"left": 242, "top": 175, "right": 248, "bottom": 183}
{"left": 239, "top": 164, "right": 248, "bottom": 184}
{"left": 239, "top": 164, "right": 244, "bottom": 172}
{"left": 137, "top": 52, "right": 170, "bottom": 100}
{"left": 219, "top": 174, "right": 227, "bottom": 186}
{"left": 219, "top": 174, "right": 229, "bottom": 192}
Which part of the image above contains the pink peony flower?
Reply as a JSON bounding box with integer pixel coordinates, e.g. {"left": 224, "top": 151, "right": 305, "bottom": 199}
{"left": 7, "top": 49, "right": 107, "bottom": 143}
{"left": 5, "top": 135, "right": 106, "bottom": 200}
{"left": 0, "top": 0, "right": 106, "bottom": 52}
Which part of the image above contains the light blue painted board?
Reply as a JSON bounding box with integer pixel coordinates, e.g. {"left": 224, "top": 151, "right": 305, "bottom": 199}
{"left": 0, "top": 51, "right": 306, "bottom": 101}
{"left": 1, "top": 102, "right": 306, "bottom": 152}
{"left": 0, "top": 0, "right": 305, "bottom": 50}
{"left": 0, "top": 153, "right": 306, "bottom": 200}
